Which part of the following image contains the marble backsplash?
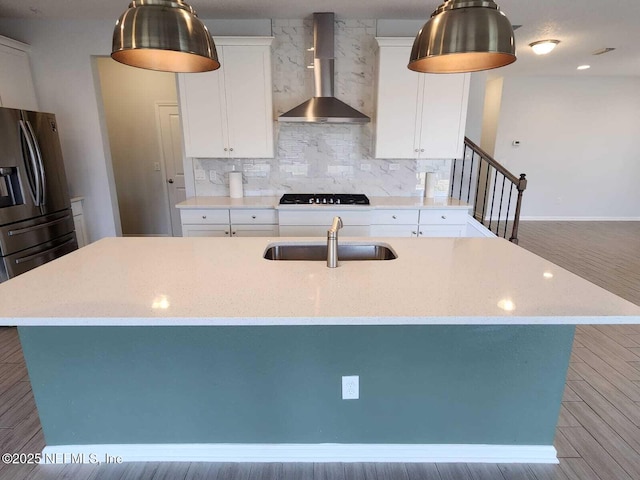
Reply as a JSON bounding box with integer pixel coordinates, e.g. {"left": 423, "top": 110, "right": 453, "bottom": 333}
{"left": 193, "top": 19, "right": 452, "bottom": 198}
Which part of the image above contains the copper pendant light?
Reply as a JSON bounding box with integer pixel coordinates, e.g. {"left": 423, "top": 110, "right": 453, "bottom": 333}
{"left": 111, "top": 0, "right": 220, "bottom": 73}
{"left": 409, "top": 0, "right": 516, "bottom": 74}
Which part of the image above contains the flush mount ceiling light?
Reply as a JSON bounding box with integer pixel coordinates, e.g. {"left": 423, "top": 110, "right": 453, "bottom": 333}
{"left": 111, "top": 0, "right": 219, "bottom": 73}
{"left": 529, "top": 39, "right": 560, "bottom": 55}
{"left": 577, "top": 65, "right": 591, "bottom": 70}
{"left": 408, "top": 0, "right": 516, "bottom": 74}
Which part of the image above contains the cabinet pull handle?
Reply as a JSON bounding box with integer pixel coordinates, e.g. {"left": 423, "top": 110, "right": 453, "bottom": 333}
{"left": 420, "top": 149, "right": 425, "bottom": 152}
{"left": 202, "top": 215, "right": 207, "bottom": 219}
{"left": 414, "top": 149, "right": 419, "bottom": 153}
{"left": 225, "top": 231, "right": 229, "bottom": 235}
{"left": 224, "top": 148, "right": 228, "bottom": 151}
{"left": 419, "top": 231, "right": 423, "bottom": 235}
{"left": 412, "top": 231, "right": 417, "bottom": 235}
{"left": 230, "top": 148, "right": 234, "bottom": 152}
{"left": 232, "top": 231, "right": 237, "bottom": 235}
{"left": 441, "top": 215, "right": 446, "bottom": 219}
{"left": 251, "top": 215, "right": 256, "bottom": 219}
{"left": 392, "top": 215, "right": 397, "bottom": 219}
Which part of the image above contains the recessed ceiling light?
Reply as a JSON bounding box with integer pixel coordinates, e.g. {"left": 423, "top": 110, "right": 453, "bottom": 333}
{"left": 577, "top": 65, "right": 591, "bottom": 70}
{"left": 529, "top": 40, "right": 560, "bottom": 55}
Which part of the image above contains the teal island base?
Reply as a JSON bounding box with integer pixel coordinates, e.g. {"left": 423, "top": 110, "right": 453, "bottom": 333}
{"left": 18, "top": 325, "right": 574, "bottom": 464}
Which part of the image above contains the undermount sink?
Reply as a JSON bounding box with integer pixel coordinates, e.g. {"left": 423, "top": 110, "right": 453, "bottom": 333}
{"left": 263, "top": 242, "right": 397, "bottom": 261}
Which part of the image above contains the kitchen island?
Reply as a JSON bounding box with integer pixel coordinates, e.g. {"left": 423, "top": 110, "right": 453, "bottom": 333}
{"left": 1, "top": 236, "right": 639, "bottom": 464}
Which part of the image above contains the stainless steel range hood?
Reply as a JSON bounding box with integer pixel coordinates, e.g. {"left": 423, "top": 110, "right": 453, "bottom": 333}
{"left": 278, "top": 13, "right": 370, "bottom": 124}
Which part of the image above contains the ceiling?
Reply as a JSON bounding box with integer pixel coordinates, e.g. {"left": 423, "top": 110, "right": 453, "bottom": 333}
{"left": 1, "top": 0, "right": 640, "bottom": 76}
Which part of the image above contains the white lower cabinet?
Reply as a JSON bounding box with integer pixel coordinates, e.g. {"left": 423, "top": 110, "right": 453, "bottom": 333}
{"left": 370, "top": 209, "right": 419, "bottom": 237}
{"left": 279, "top": 225, "right": 369, "bottom": 237}
{"left": 232, "top": 224, "right": 279, "bottom": 237}
{"left": 419, "top": 209, "right": 467, "bottom": 237}
{"left": 180, "top": 205, "right": 472, "bottom": 238}
{"left": 182, "top": 224, "right": 230, "bottom": 237}
{"left": 370, "top": 208, "right": 469, "bottom": 237}
{"left": 278, "top": 209, "right": 371, "bottom": 237}
{"left": 181, "top": 208, "right": 278, "bottom": 237}
{"left": 370, "top": 225, "right": 418, "bottom": 237}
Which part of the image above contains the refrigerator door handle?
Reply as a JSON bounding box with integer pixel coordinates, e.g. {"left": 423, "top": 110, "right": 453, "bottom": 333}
{"left": 18, "top": 120, "right": 41, "bottom": 206}
{"left": 8, "top": 215, "right": 71, "bottom": 236}
{"left": 13, "top": 237, "right": 76, "bottom": 265}
{"left": 26, "top": 120, "right": 46, "bottom": 206}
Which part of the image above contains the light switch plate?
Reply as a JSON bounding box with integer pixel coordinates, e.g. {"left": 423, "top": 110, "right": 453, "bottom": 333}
{"left": 194, "top": 169, "right": 206, "bottom": 181}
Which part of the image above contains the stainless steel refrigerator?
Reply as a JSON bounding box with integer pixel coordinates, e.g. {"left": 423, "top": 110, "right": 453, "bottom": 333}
{"left": 0, "top": 107, "right": 77, "bottom": 282}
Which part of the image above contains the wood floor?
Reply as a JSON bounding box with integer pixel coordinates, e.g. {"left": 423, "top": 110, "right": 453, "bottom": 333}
{"left": 1, "top": 221, "right": 640, "bottom": 480}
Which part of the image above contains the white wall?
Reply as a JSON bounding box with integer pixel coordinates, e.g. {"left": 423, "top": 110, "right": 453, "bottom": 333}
{"left": 464, "top": 72, "right": 487, "bottom": 145}
{"left": 96, "top": 58, "right": 177, "bottom": 236}
{"left": 493, "top": 76, "right": 640, "bottom": 220}
{"left": 0, "top": 19, "right": 121, "bottom": 241}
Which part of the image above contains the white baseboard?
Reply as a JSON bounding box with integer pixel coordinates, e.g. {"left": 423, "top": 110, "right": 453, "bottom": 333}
{"left": 519, "top": 216, "right": 640, "bottom": 221}
{"left": 41, "top": 443, "right": 558, "bottom": 464}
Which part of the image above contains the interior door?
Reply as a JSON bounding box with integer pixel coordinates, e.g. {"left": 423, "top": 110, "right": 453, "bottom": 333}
{"left": 157, "top": 104, "right": 185, "bottom": 237}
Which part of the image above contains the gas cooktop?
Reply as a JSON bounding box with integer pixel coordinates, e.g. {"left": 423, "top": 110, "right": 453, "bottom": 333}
{"left": 279, "top": 194, "right": 370, "bottom": 205}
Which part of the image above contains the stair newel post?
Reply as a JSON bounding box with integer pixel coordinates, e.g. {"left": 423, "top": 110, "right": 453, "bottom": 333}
{"left": 509, "top": 173, "right": 527, "bottom": 244}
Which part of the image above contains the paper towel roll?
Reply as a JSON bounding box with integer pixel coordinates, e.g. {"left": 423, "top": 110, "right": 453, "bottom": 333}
{"left": 425, "top": 172, "right": 437, "bottom": 199}
{"left": 229, "top": 171, "right": 243, "bottom": 199}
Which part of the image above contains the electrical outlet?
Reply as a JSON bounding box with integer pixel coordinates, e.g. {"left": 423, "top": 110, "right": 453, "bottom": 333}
{"left": 342, "top": 375, "right": 359, "bottom": 400}
{"left": 209, "top": 171, "right": 217, "bottom": 182}
{"left": 360, "top": 163, "right": 371, "bottom": 172}
{"left": 389, "top": 163, "right": 400, "bottom": 171}
{"left": 153, "top": 162, "right": 161, "bottom": 172}
{"left": 194, "top": 169, "right": 206, "bottom": 181}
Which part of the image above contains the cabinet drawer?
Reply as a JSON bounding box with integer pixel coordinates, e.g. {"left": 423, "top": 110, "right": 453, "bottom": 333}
{"left": 182, "top": 225, "right": 230, "bottom": 237}
{"left": 370, "top": 225, "right": 418, "bottom": 237}
{"left": 419, "top": 226, "right": 465, "bottom": 237}
{"left": 230, "top": 209, "right": 277, "bottom": 225}
{"left": 419, "top": 209, "right": 468, "bottom": 225}
{"left": 180, "top": 209, "right": 230, "bottom": 225}
{"left": 278, "top": 209, "right": 371, "bottom": 226}
{"left": 232, "top": 225, "right": 279, "bottom": 237}
{"left": 279, "top": 225, "right": 369, "bottom": 237}
{"left": 371, "top": 209, "right": 419, "bottom": 225}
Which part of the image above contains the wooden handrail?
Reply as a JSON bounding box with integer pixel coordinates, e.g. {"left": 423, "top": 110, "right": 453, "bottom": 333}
{"left": 451, "top": 138, "right": 527, "bottom": 244}
{"left": 463, "top": 137, "right": 521, "bottom": 185}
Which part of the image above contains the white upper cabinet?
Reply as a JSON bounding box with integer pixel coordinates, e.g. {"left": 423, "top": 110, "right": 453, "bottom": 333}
{"left": 0, "top": 36, "right": 38, "bottom": 111}
{"left": 178, "top": 37, "right": 274, "bottom": 159}
{"left": 374, "top": 38, "right": 470, "bottom": 160}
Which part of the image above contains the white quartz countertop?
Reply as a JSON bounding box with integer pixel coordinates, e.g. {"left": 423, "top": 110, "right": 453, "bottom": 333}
{"left": 1, "top": 237, "right": 639, "bottom": 327}
{"left": 176, "top": 196, "right": 470, "bottom": 210}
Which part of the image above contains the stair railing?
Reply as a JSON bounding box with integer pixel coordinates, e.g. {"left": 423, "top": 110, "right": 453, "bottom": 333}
{"left": 450, "top": 137, "right": 527, "bottom": 244}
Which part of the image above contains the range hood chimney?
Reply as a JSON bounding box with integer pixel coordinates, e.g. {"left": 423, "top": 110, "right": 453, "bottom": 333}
{"left": 278, "top": 13, "right": 370, "bottom": 124}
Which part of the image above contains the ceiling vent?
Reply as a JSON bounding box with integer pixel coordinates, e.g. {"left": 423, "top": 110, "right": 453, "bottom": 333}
{"left": 278, "top": 13, "right": 370, "bottom": 124}
{"left": 592, "top": 47, "right": 616, "bottom": 56}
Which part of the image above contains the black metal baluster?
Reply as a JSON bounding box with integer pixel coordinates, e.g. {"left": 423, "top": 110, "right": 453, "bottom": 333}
{"left": 473, "top": 152, "right": 483, "bottom": 221}
{"left": 459, "top": 151, "right": 466, "bottom": 200}
{"left": 497, "top": 174, "right": 506, "bottom": 238}
{"left": 488, "top": 169, "right": 499, "bottom": 232}
{"left": 467, "top": 151, "right": 475, "bottom": 204}
{"left": 504, "top": 183, "right": 514, "bottom": 238}
{"left": 450, "top": 158, "right": 457, "bottom": 198}
{"left": 481, "top": 163, "right": 491, "bottom": 226}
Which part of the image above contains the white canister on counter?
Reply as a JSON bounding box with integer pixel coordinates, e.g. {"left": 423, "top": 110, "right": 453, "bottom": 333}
{"left": 425, "top": 172, "right": 437, "bottom": 199}
{"left": 229, "top": 171, "right": 243, "bottom": 198}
